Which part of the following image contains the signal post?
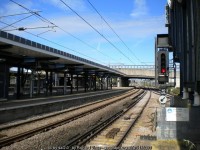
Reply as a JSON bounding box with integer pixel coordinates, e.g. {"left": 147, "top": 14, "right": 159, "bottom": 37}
{"left": 155, "top": 34, "right": 170, "bottom": 105}
{"left": 155, "top": 34, "right": 170, "bottom": 87}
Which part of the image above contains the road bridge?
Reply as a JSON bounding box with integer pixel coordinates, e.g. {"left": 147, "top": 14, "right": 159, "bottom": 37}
{"left": 109, "top": 65, "right": 180, "bottom": 88}
{"left": 109, "top": 65, "right": 155, "bottom": 87}
{"left": 109, "top": 65, "right": 155, "bottom": 79}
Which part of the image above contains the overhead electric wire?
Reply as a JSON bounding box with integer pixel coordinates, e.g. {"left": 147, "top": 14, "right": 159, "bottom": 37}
{"left": 1, "top": 14, "right": 34, "bottom": 30}
{"left": 37, "top": 29, "right": 56, "bottom": 36}
{"left": 0, "top": 11, "right": 42, "bottom": 18}
{"left": 87, "top": 0, "right": 144, "bottom": 64}
{"left": 60, "top": 0, "right": 135, "bottom": 65}
{"left": 58, "top": 27, "right": 119, "bottom": 62}
{"left": 0, "top": 20, "right": 106, "bottom": 65}
{"left": 10, "top": 0, "right": 119, "bottom": 63}
{"left": 25, "top": 31, "right": 107, "bottom": 65}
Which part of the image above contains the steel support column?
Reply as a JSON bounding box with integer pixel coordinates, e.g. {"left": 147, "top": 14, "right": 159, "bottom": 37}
{"left": 20, "top": 68, "right": 24, "bottom": 95}
{"left": 45, "top": 71, "right": 48, "bottom": 96}
{"left": 84, "top": 73, "right": 88, "bottom": 92}
{"left": 89, "top": 76, "right": 92, "bottom": 91}
{"left": 70, "top": 74, "right": 73, "bottom": 94}
{"left": 16, "top": 66, "right": 21, "bottom": 99}
{"left": 63, "top": 72, "right": 67, "bottom": 95}
{"left": 49, "top": 71, "right": 53, "bottom": 95}
{"left": 76, "top": 74, "right": 79, "bottom": 92}
{"left": 30, "top": 70, "right": 34, "bottom": 98}
{"left": 106, "top": 77, "right": 109, "bottom": 90}
{"left": 94, "top": 74, "right": 96, "bottom": 91}
{"left": 37, "top": 73, "right": 41, "bottom": 95}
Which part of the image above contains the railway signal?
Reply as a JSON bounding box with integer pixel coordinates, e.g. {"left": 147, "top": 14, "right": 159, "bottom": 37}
{"left": 157, "top": 49, "right": 169, "bottom": 84}
{"left": 161, "top": 53, "right": 166, "bottom": 74}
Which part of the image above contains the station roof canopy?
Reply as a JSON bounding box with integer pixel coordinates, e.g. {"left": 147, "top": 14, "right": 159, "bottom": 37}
{"left": 0, "top": 31, "right": 125, "bottom": 76}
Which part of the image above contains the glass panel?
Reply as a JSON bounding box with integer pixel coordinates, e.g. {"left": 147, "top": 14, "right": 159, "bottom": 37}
{"left": 26, "top": 40, "right": 31, "bottom": 46}
{"left": 21, "top": 38, "right": 25, "bottom": 44}
{"left": 0, "top": 31, "right": 7, "bottom": 38}
{"left": 32, "top": 42, "right": 36, "bottom": 47}
{"left": 8, "top": 33, "right": 13, "bottom": 40}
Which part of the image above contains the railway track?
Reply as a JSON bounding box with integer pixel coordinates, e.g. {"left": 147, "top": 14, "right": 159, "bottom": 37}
{"left": 0, "top": 89, "right": 135, "bottom": 131}
{"left": 66, "top": 91, "right": 151, "bottom": 148}
{"left": 0, "top": 89, "right": 142, "bottom": 148}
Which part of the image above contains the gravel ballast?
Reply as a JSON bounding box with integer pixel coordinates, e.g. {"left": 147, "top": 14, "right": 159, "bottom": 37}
{"left": 1, "top": 90, "right": 141, "bottom": 150}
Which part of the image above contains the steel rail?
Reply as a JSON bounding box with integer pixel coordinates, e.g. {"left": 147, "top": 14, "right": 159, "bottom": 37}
{"left": 0, "top": 89, "right": 141, "bottom": 148}
{"left": 0, "top": 89, "right": 132, "bottom": 131}
{"left": 66, "top": 90, "right": 147, "bottom": 147}
{"left": 116, "top": 91, "right": 151, "bottom": 147}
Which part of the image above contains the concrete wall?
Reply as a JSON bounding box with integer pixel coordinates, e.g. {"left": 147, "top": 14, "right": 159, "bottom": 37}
{"left": 117, "top": 68, "right": 155, "bottom": 78}
{"left": 157, "top": 108, "right": 200, "bottom": 142}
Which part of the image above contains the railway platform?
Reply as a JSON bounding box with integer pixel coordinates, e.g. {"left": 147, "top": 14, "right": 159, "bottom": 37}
{"left": 0, "top": 87, "right": 132, "bottom": 124}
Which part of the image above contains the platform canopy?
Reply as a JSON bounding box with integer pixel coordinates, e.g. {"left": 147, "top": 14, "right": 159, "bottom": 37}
{"left": 0, "top": 31, "right": 125, "bottom": 76}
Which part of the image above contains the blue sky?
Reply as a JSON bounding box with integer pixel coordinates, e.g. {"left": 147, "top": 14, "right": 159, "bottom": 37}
{"left": 0, "top": 0, "right": 167, "bottom": 66}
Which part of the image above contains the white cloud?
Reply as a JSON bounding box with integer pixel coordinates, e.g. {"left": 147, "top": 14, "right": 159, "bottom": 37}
{"left": 1, "top": 0, "right": 164, "bottom": 41}
{"left": 1, "top": 10, "right": 166, "bottom": 46}
{"left": 130, "top": 0, "right": 148, "bottom": 17}
{"left": 0, "top": 0, "right": 168, "bottom": 65}
{"left": 116, "top": 16, "right": 167, "bottom": 38}
{"left": 88, "top": 15, "right": 167, "bottom": 44}
{"left": 0, "top": 0, "right": 86, "bottom": 18}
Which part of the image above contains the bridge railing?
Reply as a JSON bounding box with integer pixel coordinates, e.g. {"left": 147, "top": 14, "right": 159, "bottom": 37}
{"left": 109, "top": 65, "right": 155, "bottom": 70}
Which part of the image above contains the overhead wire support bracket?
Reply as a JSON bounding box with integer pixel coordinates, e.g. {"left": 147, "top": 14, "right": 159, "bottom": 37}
{"left": 3, "top": 25, "right": 57, "bottom": 32}
{"left": 9, "top": 0, "right": 114, "bottom": 65}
